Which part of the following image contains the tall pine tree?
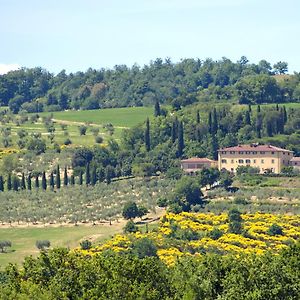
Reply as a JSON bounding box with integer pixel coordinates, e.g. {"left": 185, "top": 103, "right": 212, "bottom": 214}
{"left": 86, "top": 163, "right": 91, "bottom": 185}
{"left": 0, "top": 176, "right": 4, "bottom": 192}
{"left": 50, "top": 172, "right": 55, "bottom": 190}
{"left": 177, "top": 121, "right": 184, "bottom": 158}
{"left": 27, "top": 173, "right": 32, "bottom": 191}
{"left": 56, "top": 165, "right": 61, "bottom": 189}
{"left": 154, "top": 100, "right": 161, "bottom": 117}
{"left": 145, "top": 118, "right": 151, "bottom": 152}
{"left": 41, "top": 171, "right": 47, "bottom": 190}
{"left": 7, "top": 174, "right": 12, "bottom": 191}
{"left": 21, "top": 173, "right": 26, "bottom": 190}
{"left": 64, "top": 167, "right": 68, "bottom": 186}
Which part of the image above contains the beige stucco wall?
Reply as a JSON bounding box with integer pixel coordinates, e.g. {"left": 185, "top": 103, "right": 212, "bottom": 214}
{"left": 218, "top": 151, "right": 293, "bottom": 174}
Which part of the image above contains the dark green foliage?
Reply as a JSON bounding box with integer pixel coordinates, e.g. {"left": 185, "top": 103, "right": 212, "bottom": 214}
{"left": 7, "top": 174, "right": 12, "bottom": 191}
{"left": 0, "top": 176, "right": 4, "bottom": 192}
{"left": 228, "top": 209, "right": 243, "bottom": 234}
{"left": 131, "top": 238, "right": 157, "bottom": 258}
{"left": 27, "top": 173, "right": 32, "bottom": 191}
{"left": 0, "top": 240, "right": 11, "bottom": 253}
{"left": 177, "top": 121, "right": 184, "bottom": 158}
{"left": 154, "top": 100, "right": 161, "bottom": 117}
{"left": 49, "top": 172, "right": 55, "bottom": 189}
{"left": 35, "top": 176, "right": 40, "bottom": 189}
{"left": 91, "top": 166, "right": 97, "bottom": 185}
{"left": 208, "top": 228, "right": 224, "bottom": 240}
{"left": 268, "top": 223, "right": 283, "bottom": 236}
{"left": 122, "top": 202, "right": 139, "bottom": 219}
{"left": 56, "top": 165, "right": 61, "bottom": 189}
{"left": 67, "top": 173, "right": 74, "bottom": 185}
{"left": 145, "top": 118, "right": 151, "bottom": 152}
{"left": 41, "top": 171, "right": 47, "bottom": 190}
{"left": 79, "top": 170, "right": 83, "bottom": 185}
{"left": 85, "top": 163, "right": 90, "bottom": 185}
{"left": 124, "top": 220, "right": 138, "bottom": 233}
{"left": 35, "top": 240, "right": 50, "bottom": 250}
{"left": 105, "top": 165, "right": 115, "bottom": 184}
{"left": 196, "top": 110, "right": 200, "bottom": 124}
{"left": 20, "top": 173, "right": 26, "bottom": 190}
{"left": 80, "top": 240, "right": 92, "bottom": 250}
{"left": 12, "top": 176, "right": 19, "bottom": 191}
{"left": 63, "top": 167, "right": 68, "bottom": 186}
{"left": 2, "top": 243, "right": 300, "bottom": 299}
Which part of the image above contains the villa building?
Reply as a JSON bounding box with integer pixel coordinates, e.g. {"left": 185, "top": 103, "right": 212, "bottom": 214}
{"left": 181, "top": 157, "right": 218, "bottom": 174}
{"left": 290, "top": 157, "right": 300, "bottom": 170}
{"left": 218, "top": 144, "right": 293, "bottom": 174}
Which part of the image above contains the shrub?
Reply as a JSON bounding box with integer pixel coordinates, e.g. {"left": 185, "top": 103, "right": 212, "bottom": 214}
{"left": 124, "top": 220, "right": 138, "bottom": 233}
{"left": 64, "top": 138, "right": 72, "bottom": 145}
{"left": 95, "top": 135, "right": 103, "bottom": 144}
{"left": 208, "top": 228, "right": 224, "bottom": 240}
{"left": 80, "top": 240, "right": 92, "bottom": 250}
{"left": 267, "top": 223, "right": 283, "bottom": 236}
{"left": 0, "top": 240, "right": 12, "bottom": 253}
{"left": 131, "top": 237, "right": 157, "bottom": 258}
{"left": 36, "top": 240, "right": 51, "bottom": 250}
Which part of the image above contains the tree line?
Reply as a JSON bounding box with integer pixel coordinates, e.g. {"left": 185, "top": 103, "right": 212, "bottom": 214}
{"left": 0, "top": 242, "right": 299, "bottom": 299}
{"left": 1, "top": 57, "right": 300, "bottom": 114}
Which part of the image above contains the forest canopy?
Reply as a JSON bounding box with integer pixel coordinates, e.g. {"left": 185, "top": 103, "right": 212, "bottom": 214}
{"left": 1, "top": 57, "right": 300, "bottom": 113}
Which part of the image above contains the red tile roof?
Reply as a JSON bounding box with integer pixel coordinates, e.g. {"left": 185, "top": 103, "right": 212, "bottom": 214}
{"left": 291, "top": 157, "right": 300, "bottom": 161}
{"left": 181, "top": 157, "right": 216, "bottom": 163}
{"left": 218, "top": 144, "right": 292, "bottom": 153}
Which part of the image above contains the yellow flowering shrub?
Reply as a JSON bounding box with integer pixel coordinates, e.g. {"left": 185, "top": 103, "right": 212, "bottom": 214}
{"left": 76, "top": 212, "right": 300, "bottom": 266}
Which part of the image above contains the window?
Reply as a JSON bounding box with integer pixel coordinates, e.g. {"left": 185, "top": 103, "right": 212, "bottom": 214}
{"left": 196, "top": 164, "right": 204, "bottom": 168}
{"left": 261, "top": 159, "right": 264, "bottom": 163}
{"left": 231, "top": 168, "right": 234, "bottom": 172}
{"left": 238, "top": 151, "right": 244, "bottom": 154}
{"left": 246, "top": 159, "right": 251, "bottom": 164}
{"left": 271, "top": 159, "right": 275, "bottom": 164}
{"left": 231, "top": 159, "right": 234, "bottom": 163}
{"left": 271, "top": 151, "right": 275, "bottom": 154}
{"left": 245, "top": 151, "right": 251, "bottom": 154}
{"left": 221, "top": 159, "right": 227, "bottom": 164}
{"left": 187, "top": 164, "right": 195, "bottom": 169}
{"left": 253, "top": 159, "right": 256, "bottom": 163}
{"left": 260, "top": 151, "right": 265, "bottom": 154}
{"left": 252, "top": 151, "right": 257, "bottom": 154}
{"left": 221, "top": 151, "right": 227, "bottom": 154}
{"left": 287, "top": 153, "right": 290, "bottom": 156}
{"left": 238, "top": 159, "right": 244, "bottom": 164}
{"left": 230, "top": 151, "right": 235, "bottom": 154}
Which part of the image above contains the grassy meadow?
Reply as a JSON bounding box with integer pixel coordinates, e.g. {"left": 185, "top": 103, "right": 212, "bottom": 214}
{"left": 0, "top": 224, "right": 123, "bottom": 269}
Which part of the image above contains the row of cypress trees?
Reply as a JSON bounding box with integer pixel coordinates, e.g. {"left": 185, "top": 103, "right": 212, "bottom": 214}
{"left": 0, "top": 163, "right": 115, "bottom": 192}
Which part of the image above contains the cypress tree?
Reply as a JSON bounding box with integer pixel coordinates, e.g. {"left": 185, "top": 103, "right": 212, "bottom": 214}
{"left": 7, "top": 174, "right": 12, "bottom": 191}
{"left": 91, "top": 166, "right": 97, "bottom": 185}
{"left": 256, "top": 115, "right": 262, "bottom": 138}
{"left": 49, "top": 172, "right": 55, "bottom": 190}
{"left": 196, "top": 110, "right": 200, "bottom": 124}
{"left": 70, "top": 174, "right": 75, "bottom": 185}
{"left": 98, "top": 167, "right": 105, "bottom": 182}
{"left": 171, "top": 118, "right": 178, "bottom": 143}
{"left": 257, "top": 105, "right": 261, "bottom": 113}
{"left": 41, "top": 171, "right": 47, "bottom": 190}
{"left": 145, "top": 118, "right": 151, "bottom": 152}
{"left": 35, "top": 175, "right": 39, "bottom": 189}
{"left": 21, "top": 173, "right": 26, "bottom": 190}
{"left": 105, "top": 165, "right": 115, "bottom": 185}
{"left": 276, "top": 103, "right": 279, "bottom": 111}
{"left": 212, "top": 108, "right": 218, "bottom": 134}
{"left": 85, "top": 163, "right": 91, "bottom": 185}
{"left": 208, "top": 111, "right": 213, "bottom": 134}
{"left": 177, "top": 121, "right": 184, "bottom": 158}
{"left": 283, "top": 106, "right": 287, "bottom": 123}
{"left": 154, "top": 100, "right": 161, "bottom": 117}
{"left": 266, "top": 120, "right": 273, "bottom": 137}
{"left": 248, "top": 104, "right": 252, "bottom": 113}
{"left": 56, "top": 165, "right": 61, "bottom": 189}
{"left": 27, "top": 173, "right": 32, "bottom": 191}
{"left": 210, "top": 134, "right": 219, "bottom": 161}
{"left": 0, "top": 176, "right": 4, "bottom": 192}
{"left": 244, "top": 110, "right": 251, "bottom": 125}
{"left": 63, "top": 167, "right": 68, "bottom": 186}
{"left": 12, "top": 176, "right": 19, "bottom": 191}
{"left": 79, "top": 170, "right": 83, "bottom": 185}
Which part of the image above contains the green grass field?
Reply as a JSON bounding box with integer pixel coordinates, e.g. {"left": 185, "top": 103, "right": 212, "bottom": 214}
{"left": 38, "top": 106, "right": 154, "bottom": 128}
{"left": 0, "top": 224, "right": 123, "bottom": 269}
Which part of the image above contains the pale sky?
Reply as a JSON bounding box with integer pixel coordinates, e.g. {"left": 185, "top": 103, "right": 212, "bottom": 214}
{"left": 0, "top": 0, "right": 299, "bottom": 74}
